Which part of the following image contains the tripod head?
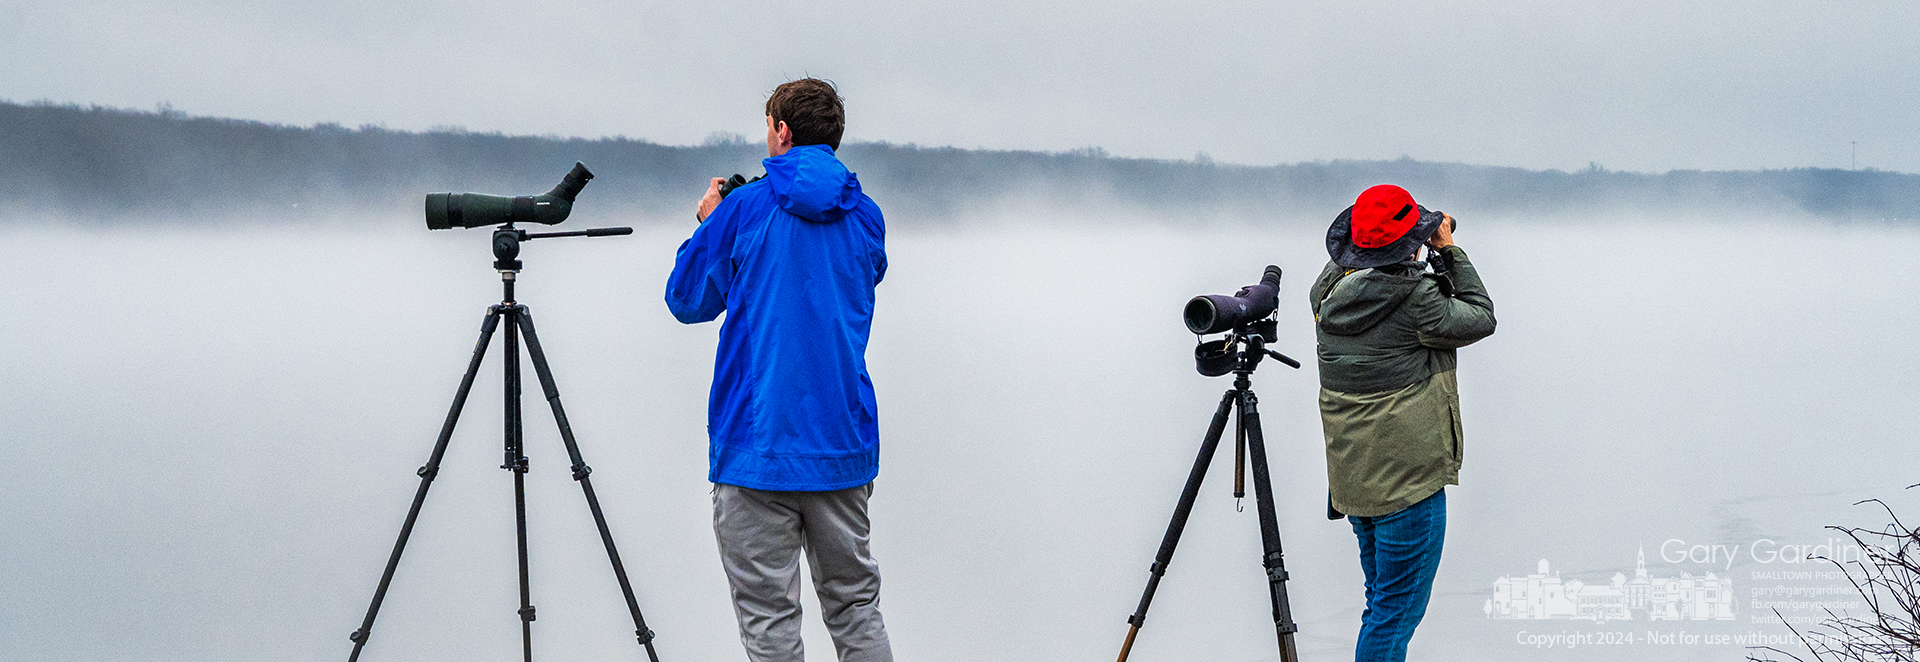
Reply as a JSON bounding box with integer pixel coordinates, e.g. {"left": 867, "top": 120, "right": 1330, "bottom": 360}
{"left": 487, "top": 223, "right": 634, "bottom": 303}
{"left": 491, "top": 223, "right": 634, "bottom": 272}
{"left": 1194, "top": 318, "right": 1301, "bottom": 378}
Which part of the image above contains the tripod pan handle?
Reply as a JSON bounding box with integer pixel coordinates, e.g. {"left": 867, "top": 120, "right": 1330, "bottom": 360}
{"left": 1265, "top": 350, "right": 1302, "bottom": 369}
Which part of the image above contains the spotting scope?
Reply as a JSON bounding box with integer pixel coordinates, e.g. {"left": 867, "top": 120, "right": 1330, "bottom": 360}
{"left": 425, "top": 162, "right": 594, "bottom": 230}
{"left": 1183, "top": 265, "right": 1282, "bottom": 335}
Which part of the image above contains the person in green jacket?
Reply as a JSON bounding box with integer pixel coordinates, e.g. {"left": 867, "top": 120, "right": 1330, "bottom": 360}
{"left": 1309, "top": 184, "right": 1495, "bottom": 661}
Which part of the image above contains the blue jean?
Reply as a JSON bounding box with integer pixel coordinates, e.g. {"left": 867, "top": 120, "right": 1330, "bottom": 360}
{"left": 1348, "top": 488, "right": 1446, "bottom": 662}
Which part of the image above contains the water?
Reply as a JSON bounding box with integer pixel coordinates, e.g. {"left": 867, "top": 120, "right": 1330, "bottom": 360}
{"left": 2, "top": 215, "right": 1914, "bottom": 661}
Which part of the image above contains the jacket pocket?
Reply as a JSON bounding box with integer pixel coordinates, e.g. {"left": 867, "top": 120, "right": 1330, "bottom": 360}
{"left": 1447, "top": 402, "right": 1464, "bottom": 463}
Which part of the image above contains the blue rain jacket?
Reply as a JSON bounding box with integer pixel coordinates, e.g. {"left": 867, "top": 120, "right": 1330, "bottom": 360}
{"left": 666, "top": 144, "right": 887, "bottom": 491}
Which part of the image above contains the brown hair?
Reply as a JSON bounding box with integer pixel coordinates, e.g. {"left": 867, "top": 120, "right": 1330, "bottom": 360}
{"left": 765, "top": 78, "right": 845, "bottom": 151}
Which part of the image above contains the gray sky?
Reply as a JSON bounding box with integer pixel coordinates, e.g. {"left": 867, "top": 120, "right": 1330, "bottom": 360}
{"left": 2, "top": 0, "right": 1915, "bottom": 173}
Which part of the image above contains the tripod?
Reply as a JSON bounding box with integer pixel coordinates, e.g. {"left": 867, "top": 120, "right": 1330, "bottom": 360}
{"left": 347, "top": 224, "right": 662, "bottom": 662}
{"left": 1117, "top": 325, "right": 1303, "bottom": 662}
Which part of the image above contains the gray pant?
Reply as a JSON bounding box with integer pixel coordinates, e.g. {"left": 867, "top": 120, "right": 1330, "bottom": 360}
{"left": 713, "top": 483, "right": 893, "bottom": 662}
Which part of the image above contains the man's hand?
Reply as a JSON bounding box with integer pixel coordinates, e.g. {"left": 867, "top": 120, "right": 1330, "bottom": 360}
{"left": 1426, "top": 213, "right": 1456, "bottom": 250}
{"left": 695, "top": 177, "right": 726, "bottom": 223}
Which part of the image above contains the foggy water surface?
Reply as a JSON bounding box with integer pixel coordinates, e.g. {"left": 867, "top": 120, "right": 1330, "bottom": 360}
{"left": 2, "top": 216, "right": 1915, "bottom": 662}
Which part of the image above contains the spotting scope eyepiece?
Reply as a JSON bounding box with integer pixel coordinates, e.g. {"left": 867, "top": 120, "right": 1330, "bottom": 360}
{"left": 1183, "top": 265, "right": 1282, "bottom": 335}
{"left": 425, "top": 162, "right": 595, "bottom": 230}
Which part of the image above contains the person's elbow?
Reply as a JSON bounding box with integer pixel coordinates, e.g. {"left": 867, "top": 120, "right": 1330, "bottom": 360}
{"left": 1419, "top": 334, "right": 1477, "bottom": 350}
{"left": 664, "top": 284, "right": 725, "bottom": 324}
{"left": 668, "top": 306, "right": 707, "bottom": 325}
{"left": 1418, "top": 312, "right": 1496, "bottom": 348}
{"left": 1469, "top": 308, "right": 1497, "bottom": 342}
{"left": 666, "top": 297, "right": 722, "bottom": 324}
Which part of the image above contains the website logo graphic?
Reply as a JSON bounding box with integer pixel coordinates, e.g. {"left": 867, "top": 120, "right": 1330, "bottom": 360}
{"left": 1486, "top": 547, "right": 1736, "bottom": 622}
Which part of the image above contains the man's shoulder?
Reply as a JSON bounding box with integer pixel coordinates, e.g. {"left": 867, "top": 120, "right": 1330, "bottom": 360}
{"left": 846, "top": 194, "right": 885, "bottom": 240}
{"left": 857, "top": 195, "right": 884, "bottom": 220}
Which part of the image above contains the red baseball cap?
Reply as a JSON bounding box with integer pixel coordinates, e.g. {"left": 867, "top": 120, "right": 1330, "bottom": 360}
{"left": 1350, "top": 185, "right": 1419, "bottom": 248}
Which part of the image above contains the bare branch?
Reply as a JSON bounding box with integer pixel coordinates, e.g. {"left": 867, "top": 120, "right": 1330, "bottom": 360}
{"left": 1749, "top": 489, "right": 1920, "bottom": 662}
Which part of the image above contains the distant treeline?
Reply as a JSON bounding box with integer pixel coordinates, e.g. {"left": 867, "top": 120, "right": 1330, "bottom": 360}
{"left": 2, "top": 99, "right": 1914, "bottom": 225}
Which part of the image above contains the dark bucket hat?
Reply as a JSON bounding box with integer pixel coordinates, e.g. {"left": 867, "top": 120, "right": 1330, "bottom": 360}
{"left": 1325, "top": 184, "right": 1446, "bottom": 269}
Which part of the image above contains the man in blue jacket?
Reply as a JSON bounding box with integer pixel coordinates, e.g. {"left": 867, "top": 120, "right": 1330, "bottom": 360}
{"left": 665, "top": 78, "right": 892, "bottom": 662}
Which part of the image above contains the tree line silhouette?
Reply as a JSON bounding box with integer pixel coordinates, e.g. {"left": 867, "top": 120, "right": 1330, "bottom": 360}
{"left": 1, "top": 99, "right": 1913, "bottom": 225}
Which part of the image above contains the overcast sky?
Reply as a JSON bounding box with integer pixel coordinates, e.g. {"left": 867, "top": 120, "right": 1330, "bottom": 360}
{"left": 2, "top": 0, "right": 1915, "bottom": 173}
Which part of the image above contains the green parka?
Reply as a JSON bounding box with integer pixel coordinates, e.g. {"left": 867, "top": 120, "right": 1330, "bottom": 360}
{"left": 1309, "top": 245, "right": 1495, "bottom": 517}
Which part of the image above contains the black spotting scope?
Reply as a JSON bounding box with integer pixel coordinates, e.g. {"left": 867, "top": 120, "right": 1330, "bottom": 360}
{"left": 1184, "top": 265, "right": 1282, "bottom": 335}
{"left": 425, "top": 162, "right": 595, "bottom": 230}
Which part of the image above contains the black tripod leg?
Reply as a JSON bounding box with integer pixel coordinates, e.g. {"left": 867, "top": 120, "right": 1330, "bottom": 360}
{"left": 1233, "top": 401, "right": 1247, "bottom": 506}
{"left": 348, "top": 311, "right": 502, "bottom": 662}
{"left": 504, "top": 306, "right": 535, "bottom": 662}
{"left": 1239, "top": 389, "right": 1301, "bottom": 662}
{"left": 516, "top": 311, "right": 662, "bottom": 662}
{"left": 1117, "top": 388, "right": 1237, "bottom": 662}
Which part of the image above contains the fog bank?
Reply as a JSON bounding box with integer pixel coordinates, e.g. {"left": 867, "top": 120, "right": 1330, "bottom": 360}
{"left": 2, "top": 216, "right": 1914, "bottom": 661}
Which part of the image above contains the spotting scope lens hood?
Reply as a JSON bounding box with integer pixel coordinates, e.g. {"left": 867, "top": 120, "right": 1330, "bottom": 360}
{"left": 425, "top": 162, "right": 596, "bottom": 230}
{"left": 1182, "top": 265, "right": 1282, "bottom": 335}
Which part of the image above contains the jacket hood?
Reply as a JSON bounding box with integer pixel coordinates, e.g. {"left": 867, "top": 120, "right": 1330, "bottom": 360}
{"left": 764, "top": 144, "right": 863, "bottom": 223}
{"left": 1316, "top": 263, "right": 1424, "bottom": 335}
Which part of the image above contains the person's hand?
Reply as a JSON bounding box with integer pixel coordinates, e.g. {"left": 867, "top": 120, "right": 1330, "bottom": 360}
{"left": 1426, "top": 214, "right": 1455, "bottom": 250}
{"left": 695, "top": 177, "right": 726, "bottom": 223}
